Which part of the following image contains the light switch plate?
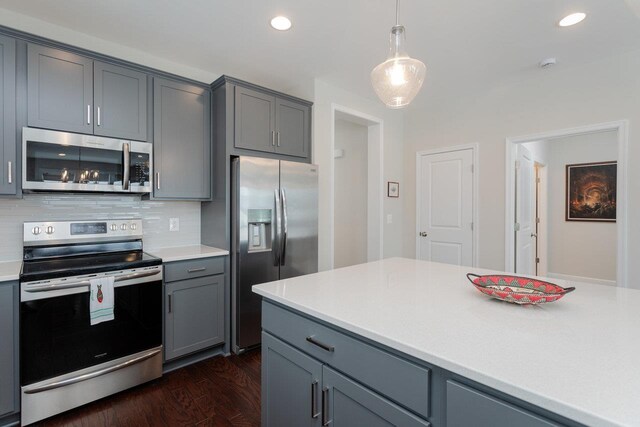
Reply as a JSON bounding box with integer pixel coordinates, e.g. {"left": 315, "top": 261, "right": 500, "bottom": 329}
{"left": 387, "top": 214, "right": 393, "bottom": 224}
{"left": 169, "top": 217, "right": 180, "bottom": 232}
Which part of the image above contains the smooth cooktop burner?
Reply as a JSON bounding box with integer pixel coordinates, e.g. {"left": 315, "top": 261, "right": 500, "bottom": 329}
{"left": 21, "top": 251, "right": 161, "bottom": 282}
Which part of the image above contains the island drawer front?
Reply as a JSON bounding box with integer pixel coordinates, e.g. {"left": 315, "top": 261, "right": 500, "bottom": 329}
{"left": 262, "top": 302, "right": 431, "bottom": 419}
{"left": 164, "top": 257, "right": 224, "bottom": 283}
{"left": 446, "top": 381, "right": 560, "bottom": 427}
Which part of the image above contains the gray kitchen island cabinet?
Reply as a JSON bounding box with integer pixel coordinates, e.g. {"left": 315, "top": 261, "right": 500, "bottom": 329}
{"left": 153, "top": 78, "right": 211, "bottom": 200}
{"left": 163, "top": 258, "right": 224, "bottom": 361}
{"left": 27, "top": 44, "right": 148, "bottom": 140}
{"left": 0, "top": 35, "right": 16, "bottom": 196}
{"left": 0, "top": 281, "right": 18, "bottom": 418}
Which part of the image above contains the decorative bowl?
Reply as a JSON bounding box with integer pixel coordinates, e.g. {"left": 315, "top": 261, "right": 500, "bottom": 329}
{"left": 466, "top": 273, "right": 575, "bottom": 305}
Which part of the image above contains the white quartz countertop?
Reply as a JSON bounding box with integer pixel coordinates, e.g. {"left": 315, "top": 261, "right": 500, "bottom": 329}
{"left": 253, "top": 257, "right": 640, "bottom": 427}
{"left": 147, "top": 245, "right": 229, "bottom": 263}
{"left": 0, "top": 261, "right": 21, "bottom": 282}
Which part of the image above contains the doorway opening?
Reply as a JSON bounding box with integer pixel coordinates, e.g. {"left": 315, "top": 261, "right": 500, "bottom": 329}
{"left": 506, "top": 121, "right": 628, "bottom": 287}
{"left": 330, "top": 105, "right": 384, "bottom": 269}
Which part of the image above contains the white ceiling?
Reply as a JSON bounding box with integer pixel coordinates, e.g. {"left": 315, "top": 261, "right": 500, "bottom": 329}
{"left": 0, "top": 0, "right": 639, "bottom": 110}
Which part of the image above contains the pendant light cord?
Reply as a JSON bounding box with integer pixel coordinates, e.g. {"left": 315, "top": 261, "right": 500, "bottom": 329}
{"left": 395, "top": 0, "right": 400, "bottom": 25}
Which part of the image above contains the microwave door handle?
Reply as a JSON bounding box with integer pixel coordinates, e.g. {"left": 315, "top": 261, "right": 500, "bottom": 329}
{"left": 123, "top": 142, "right": 130, "bottom": 191}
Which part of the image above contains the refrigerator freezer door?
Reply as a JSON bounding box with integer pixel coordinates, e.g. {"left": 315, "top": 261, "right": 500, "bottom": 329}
{"left": 233, "top": 156, "right": 280, "bottom": 351}
{"left": 279, "top": 160, "right": 319, "bottom": 279}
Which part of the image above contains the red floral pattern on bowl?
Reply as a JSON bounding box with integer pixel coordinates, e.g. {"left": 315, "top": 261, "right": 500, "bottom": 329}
{"left": 466, "top": 273, "right": 575, "bottom": 305}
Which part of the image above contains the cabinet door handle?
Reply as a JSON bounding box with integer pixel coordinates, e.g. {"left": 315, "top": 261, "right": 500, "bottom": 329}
{"left": 87, "top": 105, "right": 91, "bottom": 125}
{"left": 322, "top": 387, "right": 331, "bottom": 426}
{"left": 97, "top": 106, "right": 101, "bottom": 126}
{"left": 276, "top": 131, "right": 280, "bottom": 147}
{"left": 7, "top": 161, "right": 12, "bottom": 184}
{"left": 187, "top": 267, "right": 206, "bottom": 273}
{"left": 271, "top": 130, "right": 276, "bottom": 146}
{"left": 168, "top": 294, "right": 172, "bottom": 313}
{"left": 306, "top": 336, "right": 335, "bottom": 352}
{"left": 156, "top": 172, "right": 160, "bottom": 190}
{"left": 311, "top": 380, "right": 320, "bottom": 419}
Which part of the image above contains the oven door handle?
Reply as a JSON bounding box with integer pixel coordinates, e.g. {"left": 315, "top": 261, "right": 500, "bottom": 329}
{"left": 23, "top": 269, "right": 161, "bottom": 293}
{"left": 23, "top": 347, "right": 162, "bottom": 394}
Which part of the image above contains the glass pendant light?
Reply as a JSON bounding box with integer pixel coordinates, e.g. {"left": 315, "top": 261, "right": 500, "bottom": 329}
{"left": 371, "top": 0, "right": 426, "bottom": 108}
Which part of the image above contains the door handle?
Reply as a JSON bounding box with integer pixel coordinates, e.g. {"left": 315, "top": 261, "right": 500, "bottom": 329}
{"left": 311, "top": 380, "right": 320, "bottom": 419}
{"left": 280, "top": 188, "right": 288, "bottom": 266}
{"left": 155, "top": 172, "right": 160, "bottom": 190}
{"left": 7, "top": 161, "right": 12, "bottom": 184}
{"left": 419, "top": 231, "right": 428, "bottom": 237}
{"left": 168, "top": 294, "right": 172, "bottom": 313}
{"left": 276, "top": 131, "right": 281, "bottom": 147}
{"left": 322, "top": 387, "right": 331, "bottom": 426}
{"left": 306, "top": 336, "right": 335, "bottom": 352}
{"left": 273, "top": 189, "right": 282, "bottom": 266}
{"left": 531, "top": 233, "right": 538, "bottom": 238}
{"left": 87, "top": 105, "right": 91, "bottom": 125}
{"left": 271, "top": 130, "right": 276, "bottom": 147}
{"left": 97, "top": 106, "right": 101, "bottom": 126}
{"left": 122, "top": 143, "right": 130, "bottom": 191}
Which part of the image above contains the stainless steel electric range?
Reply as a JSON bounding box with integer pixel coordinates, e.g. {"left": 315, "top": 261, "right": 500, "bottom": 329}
{"left": 19, "top": 219, "right": 163, "bottom": 426}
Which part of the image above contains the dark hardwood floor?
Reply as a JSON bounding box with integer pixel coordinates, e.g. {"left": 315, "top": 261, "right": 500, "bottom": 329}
{"left": 34, "top": 350, "right": 261, "bottom": 427}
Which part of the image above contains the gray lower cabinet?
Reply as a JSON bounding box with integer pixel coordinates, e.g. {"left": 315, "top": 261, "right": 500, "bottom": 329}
{"left": 153, "top": 78, "right": 211, "bottom": 200}
{"left": 27, "top": 43, "right": 149, "bottom": 140}
{"left": 93, "top": 61, "right": 147, "bottom": 141}
{"left": 27, "top": 44, "right": 93, "bottom": 134}
{"left": 0, "top": 35, "right": 16, "bottom": 195}
{"left": 164, "top": 274, "right": 224, "bottom": 361}
{"left": 446, "top": 381, "right": 559, "bottom": 427}
{"left": 262, "top": 332, "right": 429, "bottom": 427}
{"left": 262, "top": 332, "right": 322, "bottom": 427}
{"left": 0, "top": 281, "right": 17, "bottom": 417}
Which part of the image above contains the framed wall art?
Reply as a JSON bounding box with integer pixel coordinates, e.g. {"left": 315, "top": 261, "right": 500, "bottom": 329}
{"left": 566, "top": 161, "right": 617, "bottom": 222}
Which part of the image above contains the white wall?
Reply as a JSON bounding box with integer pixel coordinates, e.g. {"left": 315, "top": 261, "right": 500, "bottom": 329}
{"left": 0, "top": 194, "right": 201, "bottom": 261}
{"left": 334, "top": 119, "right": 368, "bottom": 268}
{"left": 546, "top": 131, "right": 618, "bottom": 281}
{"left": 314, "top": 79, "right": 404, "bottom": 272}
{"left": 403, "top": 49, "right": 640, "bottom": 289}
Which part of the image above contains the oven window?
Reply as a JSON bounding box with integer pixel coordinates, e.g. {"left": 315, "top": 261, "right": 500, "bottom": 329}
{"left": 26, "top": 141, "right": 124, "bottom": 185}
{"left": 20, "top": 280, "right": 162, "bottom": 386}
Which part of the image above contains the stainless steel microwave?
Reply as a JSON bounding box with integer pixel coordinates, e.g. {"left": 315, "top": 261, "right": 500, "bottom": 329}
{"left": 22, "top": 127, "right": 152, "bottom": 194}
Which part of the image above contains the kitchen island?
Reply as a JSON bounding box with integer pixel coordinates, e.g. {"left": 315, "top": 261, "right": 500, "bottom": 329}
{"left": 253, "top": 257, "right": 640, "bottom": 427}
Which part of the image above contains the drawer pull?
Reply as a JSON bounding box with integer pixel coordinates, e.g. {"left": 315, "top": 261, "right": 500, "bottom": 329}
{"left": 306, "top": 336, "right": 335, "bottom": 352}
{"left": 187, "top": 267, "right": 207, "bottom": 273}
{"left": 311, "top": 380, "right": 320, "bottom": 419}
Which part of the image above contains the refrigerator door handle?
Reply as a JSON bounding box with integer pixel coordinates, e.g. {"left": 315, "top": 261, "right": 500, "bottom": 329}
{"left": 280, "top": 188, "right": 288, "bottom": 266}
{"left": 274, "top": 189, "right": 282, "bottom": 266}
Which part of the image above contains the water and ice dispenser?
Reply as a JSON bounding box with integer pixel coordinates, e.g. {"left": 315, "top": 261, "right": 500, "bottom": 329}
{"left": 247, "top": 209, "right": 272, "bottom": 252}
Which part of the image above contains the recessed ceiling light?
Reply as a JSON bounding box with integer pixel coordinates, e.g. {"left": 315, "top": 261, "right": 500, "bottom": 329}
{"left": 559, "top": 12, "right": 586, "bottom": 27}
{"left": 270, "top": 16, "right": 292, "bottom": 31}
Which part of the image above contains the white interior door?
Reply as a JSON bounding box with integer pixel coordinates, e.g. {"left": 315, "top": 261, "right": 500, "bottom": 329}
{"left": 515, "top": 145, "right": 536, "bottom": 274}
{"left": 417, "top": 149, "right": 474, "bottom": 266}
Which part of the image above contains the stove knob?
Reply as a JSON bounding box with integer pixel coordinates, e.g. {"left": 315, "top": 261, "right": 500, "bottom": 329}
{"left": 110, "top": 224, "right": 118, "bottom": 231}
{"left": 130, "top": 223, "right": 137, "bottom": 230}
{"left": 32, "top": 226, "right": 41, "bottom": 235}
{"left": 45, "top": 226, "right": 55, "bottom": 235}
{"left": 120, "top": 223, "right": 127, "bottom": 231}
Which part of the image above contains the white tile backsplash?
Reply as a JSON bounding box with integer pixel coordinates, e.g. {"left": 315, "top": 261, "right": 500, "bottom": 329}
{"left": 0, "top": 194, "right": 202, "bottom": 261}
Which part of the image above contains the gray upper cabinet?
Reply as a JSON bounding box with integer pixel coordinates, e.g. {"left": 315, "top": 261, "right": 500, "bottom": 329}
{"left": 27, "top": 44, "right": 93, "bottom": 134}
{"left": 0, "top": 281, "right": 17, "bottom": 417}
{"left": 224, "top": 77, "right": 312, "bottom": 161}
{"left": 153, "top": 78, "right": 211, "bottom": 200}
{"left": 0, "top": 35, "right": 16, "bottom": 195}
{"left": 234, "top": 86, "right": 275, "bottom": 153}
{"left": 27, "top": 43, "right": 149, "bottom": 141}
{"left": 93, "top": 61, "right": 147, "bottom": 141}
{"left": 275, "top": 97, "right": 310, "bottom": 158}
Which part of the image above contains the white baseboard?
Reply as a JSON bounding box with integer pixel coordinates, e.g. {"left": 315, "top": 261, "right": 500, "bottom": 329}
{"left": 547, "top": 272, "right": 617, "bottom": 287}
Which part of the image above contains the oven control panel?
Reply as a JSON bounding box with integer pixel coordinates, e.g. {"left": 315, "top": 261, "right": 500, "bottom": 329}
{"left": 24, "top": 219, "right": 143, "bottom": 244}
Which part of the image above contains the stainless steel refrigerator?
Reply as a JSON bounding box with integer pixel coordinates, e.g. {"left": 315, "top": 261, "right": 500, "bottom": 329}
{"left": 231, "top": 156, "right": 318, "bottom": 353}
